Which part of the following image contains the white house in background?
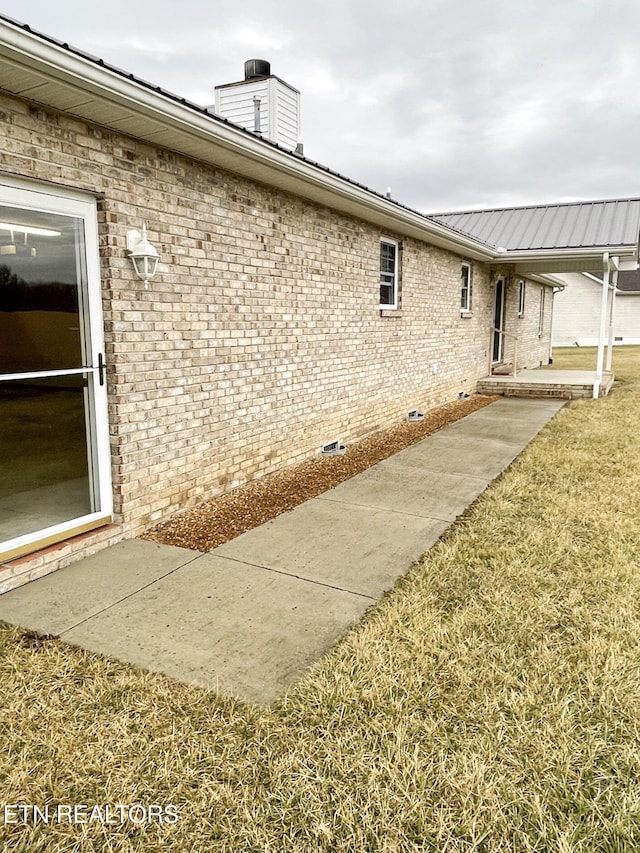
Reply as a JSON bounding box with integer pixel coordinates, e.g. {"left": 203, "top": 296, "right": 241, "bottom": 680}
{"left": 552, "top": 270, "right": 640, "bottom": 347}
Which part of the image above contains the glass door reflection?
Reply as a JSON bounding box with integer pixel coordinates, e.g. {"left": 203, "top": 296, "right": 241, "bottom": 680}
{"left": 0, "top": 204, "right": 100, "bottom": 549}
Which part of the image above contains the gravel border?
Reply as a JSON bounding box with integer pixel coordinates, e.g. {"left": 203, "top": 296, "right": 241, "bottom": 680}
{"left": 140, "top": 394, "right": 497, "bottom": 552}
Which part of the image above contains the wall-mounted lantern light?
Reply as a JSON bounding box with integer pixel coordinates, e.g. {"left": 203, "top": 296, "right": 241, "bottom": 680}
{"left": 126, "top": 224, "right": 159, "bottom": 288}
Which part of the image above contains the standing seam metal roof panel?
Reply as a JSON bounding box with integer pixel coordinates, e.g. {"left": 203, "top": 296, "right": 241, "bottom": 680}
{"left": 429, "top": 199, "right": 640, "bottom": 251}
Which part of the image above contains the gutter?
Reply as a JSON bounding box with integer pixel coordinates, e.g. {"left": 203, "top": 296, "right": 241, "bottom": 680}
{"left": 494, "top": 245, "right": 638, "bottom": 266}
{"left": 0, "top": 17, "right": 497, "bottom": 262}
{"left": 527, "top": 273, "right": 566, "bottom": 291}
{"left": 1, "top": 15, "right": 638, "bottom": 275}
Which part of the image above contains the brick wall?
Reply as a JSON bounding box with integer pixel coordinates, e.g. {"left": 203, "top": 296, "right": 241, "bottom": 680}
{"left": 500, "top": 275, "right": 554, "bottom": 370}
{"left": 0, "top": 91, "right": 553, "bottom": 546}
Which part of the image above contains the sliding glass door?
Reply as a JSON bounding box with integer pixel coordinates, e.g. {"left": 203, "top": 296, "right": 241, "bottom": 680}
{"left": 0, "top": 182, "right": 111, "bottom": 562}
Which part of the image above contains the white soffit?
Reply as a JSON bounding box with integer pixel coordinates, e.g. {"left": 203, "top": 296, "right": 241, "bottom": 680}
{"left": 0, "top": 18, "right": 496, "bottom": 260}
{"left": 0, "top": 15, "right": 637, "bottom": 274}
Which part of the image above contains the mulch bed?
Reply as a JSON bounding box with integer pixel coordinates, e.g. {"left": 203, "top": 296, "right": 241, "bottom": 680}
{"left": 140, "top": 394, "right": 498, "bottom": 553}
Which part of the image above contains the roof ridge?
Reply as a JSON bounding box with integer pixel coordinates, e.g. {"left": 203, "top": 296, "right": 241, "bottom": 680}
{"left": 431, "top": 197, "right": 640, "bottom": 217}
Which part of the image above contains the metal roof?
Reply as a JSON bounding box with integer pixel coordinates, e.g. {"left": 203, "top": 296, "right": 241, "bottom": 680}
{"left": 0, "top": 13, "right": 637, "bottom": 276}
{"left": 429, "top": 199, "right": 640, "bottom": 252}
{"left": 616, "top": 270, "right": 640, "bottom": 292}
{"left": 0, "top": 13, "right": 500, "bottom": 263}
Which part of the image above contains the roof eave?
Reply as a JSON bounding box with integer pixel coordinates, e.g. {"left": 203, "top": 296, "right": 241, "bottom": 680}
{"left": 527, "top": 273, "right": 567, "bottom": 290}
{"left": 1, "top": 18, "right": 637, "bottom": 275}
{"left": 0, "top": 19, "right": 499, "bottom": 261}
{"left": 497, "top": 246, "right": 638, "bottom": 274}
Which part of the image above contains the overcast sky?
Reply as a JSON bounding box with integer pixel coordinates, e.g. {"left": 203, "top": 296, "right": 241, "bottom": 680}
{"left": 2, "top": 0, "right": 640, "bottom": 212}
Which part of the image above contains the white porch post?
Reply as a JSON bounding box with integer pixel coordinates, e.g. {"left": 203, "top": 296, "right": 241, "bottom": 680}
{"left": 606, "top": 265, "right": 619, "bottom": 372}
{"left": 594, "top": 253, "right": 610, "bottom": 399}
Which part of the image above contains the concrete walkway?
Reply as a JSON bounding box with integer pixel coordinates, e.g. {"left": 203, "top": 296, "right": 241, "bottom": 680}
{"left": 0, "top": 398, "right": 565, "bottom": 705}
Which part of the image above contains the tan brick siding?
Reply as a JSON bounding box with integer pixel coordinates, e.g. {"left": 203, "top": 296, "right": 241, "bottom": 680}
{"left": 0, "top": 92, "right": 553, "bottom": 546}
{"left": 501, "top": 276, "right": 554, "bottom": 369}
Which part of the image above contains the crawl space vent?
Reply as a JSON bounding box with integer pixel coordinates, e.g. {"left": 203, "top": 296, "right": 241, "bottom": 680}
{"left": 407, "top": 410, "right": 424, "bottom": 422}
{"left": 320, "top": 439, "right": 347, "bottom": 456}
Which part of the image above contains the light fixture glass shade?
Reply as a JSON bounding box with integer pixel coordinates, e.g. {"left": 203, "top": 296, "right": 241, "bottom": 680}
{"left": 128, "top": 224, "right": 159, "bottom": 283}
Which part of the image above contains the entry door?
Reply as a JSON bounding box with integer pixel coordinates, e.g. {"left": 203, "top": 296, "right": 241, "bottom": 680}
{"left": 492, "top": 277, "right": 506, "bottom": 363}
{"left": 0, "top": 182, "right": 112, "bottom": 562}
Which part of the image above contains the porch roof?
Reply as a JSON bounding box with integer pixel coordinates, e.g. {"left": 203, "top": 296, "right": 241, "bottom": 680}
{"left": 429, "top": 201, "right": 640, "bottom": 274}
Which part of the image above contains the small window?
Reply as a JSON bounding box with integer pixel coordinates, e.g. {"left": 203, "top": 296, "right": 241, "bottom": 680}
{"left": 379, "top": 238, "right": 399, "bottom": 309}
{"left": 518, "top": 280, "right": 526, "bottom": 317}
{"left": 538, "top": 288, "right": 545, "bottom": 335}
{"left": 460, "top": 262, "right": 471, "bottom": 312}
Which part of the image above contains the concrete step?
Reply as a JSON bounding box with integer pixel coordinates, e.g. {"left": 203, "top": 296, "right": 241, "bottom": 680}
{"left": 477, "top": 369, "right": 613, "bottom": 400}
{"left": 477, "top": 380, "right": 596, "bottom": 399}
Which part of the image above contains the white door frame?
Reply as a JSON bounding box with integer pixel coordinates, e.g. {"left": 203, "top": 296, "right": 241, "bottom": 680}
{"left": 0, "top": 178, "right": 112, "bottom": 561}
{"left": 492, "top": 276, "right": 506, "bottom": 363}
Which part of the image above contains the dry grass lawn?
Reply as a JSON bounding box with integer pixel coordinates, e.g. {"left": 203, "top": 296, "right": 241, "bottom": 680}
{"left": 1, "top": 346, "right": 639, "bottom": 852}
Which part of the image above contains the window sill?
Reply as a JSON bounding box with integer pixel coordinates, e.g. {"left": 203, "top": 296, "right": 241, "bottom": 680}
{"left": 460, "top": 311, "right": 473, "bottom": 318}
{"left": 379, "top": 307, "right": 402, "bottom": 317}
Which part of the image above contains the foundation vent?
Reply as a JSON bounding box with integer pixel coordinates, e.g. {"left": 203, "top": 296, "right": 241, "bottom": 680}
{"left": 320, "top": 439, "right": 347, "bottom": 456}
{"left": 406, "top": 410, "right": 424, "bottom": 422}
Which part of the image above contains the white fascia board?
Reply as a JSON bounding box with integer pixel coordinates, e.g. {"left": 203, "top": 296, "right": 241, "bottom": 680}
{"left": 503, "top": 246, "right": 638, "bottom": 275}
{"left": 0, "top": 21, "right": 496, "bottom": 261}
{"left": 498, "top": 245, "right": 637, "bottom": 263}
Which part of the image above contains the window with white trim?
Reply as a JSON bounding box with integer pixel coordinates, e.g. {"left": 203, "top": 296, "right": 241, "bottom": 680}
{"left": 460, "top": 262, "right": 471, "bottom": 312}
{"left": 518, "top": 280, "right": 526, "bottom": 317}
{"left": 538, "top": 288, "right": 545, "bottom": 335}
{"left": 379, "top": 238, "right": 399, "bottom": 309}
